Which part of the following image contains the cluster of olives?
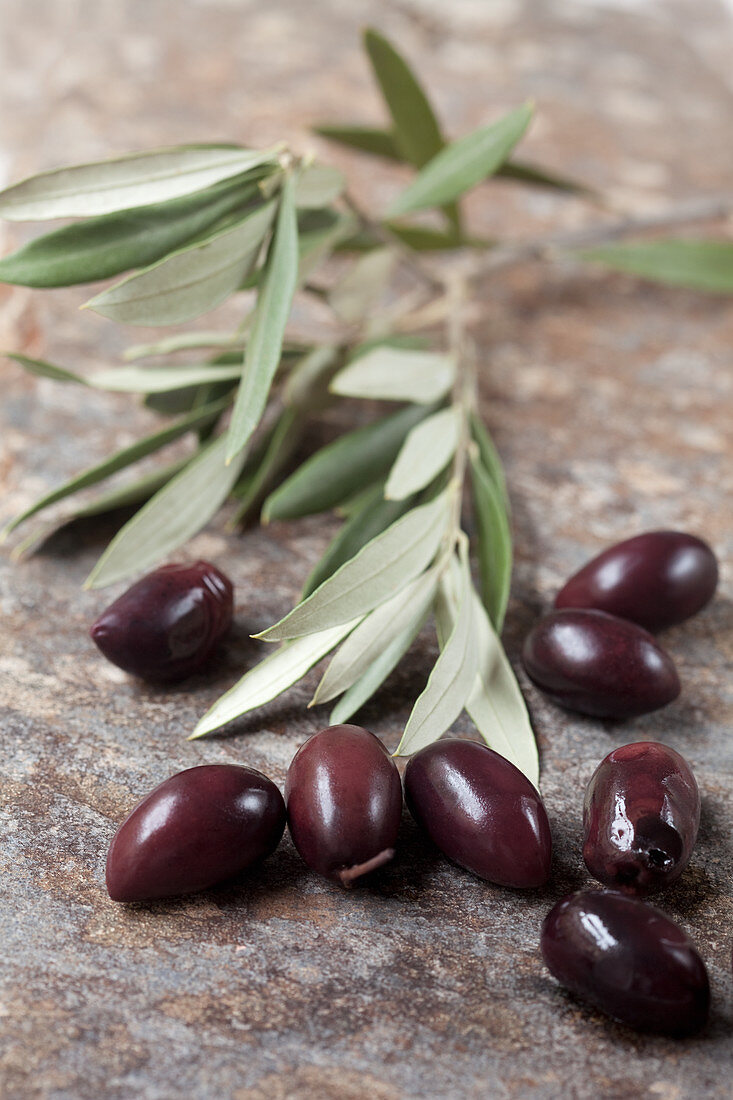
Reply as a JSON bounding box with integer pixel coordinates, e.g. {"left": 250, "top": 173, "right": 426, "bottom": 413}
{"left": 522, "top": 531, "right": 718, "bottom": 718}
{"left": 92, "top": 531, "right": 721, "bottom": 1040}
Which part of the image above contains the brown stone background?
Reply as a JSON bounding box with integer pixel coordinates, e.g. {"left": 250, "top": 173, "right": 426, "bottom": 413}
{"left": 1, "top": 1, "right": 732, "bottom": 1097}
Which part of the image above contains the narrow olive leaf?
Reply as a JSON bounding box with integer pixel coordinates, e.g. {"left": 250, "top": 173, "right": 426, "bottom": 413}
{"left": 0, "top": 179, "right": 256, "bottom": 288}
{"left": 263, "top": 403, "right": 427, "bottom": 522}
{"left": 330, "top": 346, "right": 455, "bottom": 403}
{"left": 297, "top": 210, "right": 356, "bottom": 283}
{"left": 363, "top": 28, "right": 443, "bottom": 169}
{"left": 0, "top": 145, "right": 280, "bottom": 221}
{"left": 387, "top": 104, "right": 533, "bottom": 218}
{"left": 467, "top": 587, "right": 539, "bottom": 786}
{"left": 328, "top": 247, "right": 396, "bottom": 324}
{"left": 395, "top": 550, "right": 478, "bottom": 755}
{"left": 385, "top": 406, "right": 460, "bottom": 501}
{"left": 228, "top": 408, "right": 300, "bottom": 527}
{"left": 312, "top": 565, "right": 440, "bottom": 706}
{"left": 9, "top": 457, "right": 190, "bottom": 561}
{"left": 227, "top": 174, "right": 299, "bottom": 464}
{"left": 6, "top": 353, "right": 88, "bottom": 385}
{"left": 85, "top": 431, "right": 247, "bottom": 589}
{"left": 470, "top": 453, "right": 512, "bottom": 632}
{"left": 329, "top": 613, "right": 425, "bottom": 725}
{"left": 294, "top": 164, "right": 345, "bottom": 208}
{"left": 2, "top": 396, "right": 229, "bottom": 538}
{"left": 84, "top": 202, "right": 275, "bottom": 326}
{"left": 302, "top": 486, "right": 411, "bottom": 599}
{"left": 87, "top": 362, "right": 243, "bottom": 393}
{"left": 257, "top": 488, "right": 450, "bottom": 641}
{"left": 497, "top": 158, "right": 592, "bottom": 195}
{"left": 469, "top": 412, "right": 509, "bottom": 513}
{"left": 124, "top": 330, "right": 242, "bottom": 361}
{"left": 190, "top": 617, "right": 362, "bottom": 739}
{"left": 577, "top": 239, "right": 733, "bottom": 294}
{"left": 313, "top": 124, "right": 402, "bottom": 161}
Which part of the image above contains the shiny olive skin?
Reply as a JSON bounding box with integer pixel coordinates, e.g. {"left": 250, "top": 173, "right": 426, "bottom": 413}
{"left": 541, "top": 890, "right": 710, "bottom": 1035}
{"left": 555, "top": 530, "right": 718, "bottom": 631}
{"left": 90, "top": 560, "right": 233, "bottom": 682}
{"left": 404, "top": 739, "right": 552, "bottom": 888}
{"left": 522, "top": 609, "right": 680, "bottom": 719}
{"left": 106, "top": 764, "right": 285, "bottom": 902}
{"left": 285, "top": 725, "right": 402, "bottom": 885}
{"left": 583, "top": 741, "right": 700, "bottom": 895}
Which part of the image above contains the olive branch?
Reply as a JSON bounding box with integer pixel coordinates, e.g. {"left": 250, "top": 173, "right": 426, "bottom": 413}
{"left": 1, "top": 29, "right": 731, "bottom": 784}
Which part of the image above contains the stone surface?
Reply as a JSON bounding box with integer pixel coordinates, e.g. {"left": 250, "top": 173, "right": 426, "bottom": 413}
{"left": 1, "top": 1, "right": 732, "bottom": 1097}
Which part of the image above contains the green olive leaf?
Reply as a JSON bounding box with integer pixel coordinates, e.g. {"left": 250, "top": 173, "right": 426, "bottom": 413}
{"left": 311, "top": 564, "right": 440, "bottom": 706}
{"left": 469, "top": 412, "right": 509, "bottom": 513}
{"left": 387, "top": 104, "right": 533, "bottom": 218}
{"left": 330, "top": 346, "right": 455, "bottom": 404}
{"left": 385, "top": 406, "right": 460, "bottom": 501}
{"left": 577, "top": 239, "right": 733, "bottom": 294}
{"left": 226, "top": 174, "right": 299, "bottom": 464}
{"left": 263, "top": 403, "right": 427, "bottom": 522}
{"left": 5, "top": 353, "right": 88, "bottom": 385}
{"left": 84, "top": 431, "right": 247, "bottom": 589}
{"left": 301, "top": 485, "right": 412, "bottom": 599}
{"left": 328, "top": 247, "right": 396, "bottom": 324}
{"left": 257, "top": 488, "right": 451, "bottom": 641}
{"left": 497, "top": 158, "right": 593, "bottom": 196}
{"left": 228, "top": 408, "right": 301, "bottom": 527}
{"left": 0, "top": 145, "right": 280, "bottom": 220}
{"left": 313, "top": 124, "right": 402, "bottom": 162}
{"left": 294, "top": 163, "right": 345, "bottom": 208}
{"left": 0, "top": 178, "right": 259, "bottom": 288}
{"left": 84, "top": 201, "right": 275, "bottom": 326}
{"left": 470, "top": 452, "right": 512, "bottom": 631}
{"left": 123, "top": 330, "right": 243, "bottom": 361}
{"left": 328, "top": 613, "right": 425, "bottom": 725}
{"left": 87, "top": 362, "right": 243, "bottom": 393}
{"left": 1, "top": 395, "right": 230, "bottom": 539}
{"left": 395, "top": 547, "right": 478, "bottom": 755}
{"left": 190, "top": 617, "right": 363, "bottom": 738}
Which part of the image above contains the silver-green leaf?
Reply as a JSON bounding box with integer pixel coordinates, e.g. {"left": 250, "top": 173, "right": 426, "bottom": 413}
{"left": 227, "top": 174, "right": 299, "bottom": 463}
{"left": 87, "top": 363, "right": 242, "bottom": 393}
{"left": 328, "top": 248, "right": 396, "bottom": 324}
{"left": 330, "top": 346, "right": 455, "bottom": 404}
{"left": 84, "top": 431, "right": 247, "bottom": 589}
{"left": 470, "top": 452, "right": 512, "bottom": 631}
{"left": 257, "top": 489, "right": 451, "bottom": 642}
{"left": 294, "top": 163, "right": 345, "bottom": 209}
{"left": 329, "top": 614, "right": 425, "bottom": 725}
{"left": 190, "top": 618, "right": 362, "bottom": 738}
{"left": 578, "top": 239, "right": 733, "bottom": 294}
{"left": 387, "top": 104, "right": 533, "bottom": 218}
{"left": 0, "top": 145, "right": 280, "bottom": 221}
{"left": 84, "top": 202, "right": 275, "bottom": 326}
{"left": 385, "top": 406, "right": 460, "bottom": 501}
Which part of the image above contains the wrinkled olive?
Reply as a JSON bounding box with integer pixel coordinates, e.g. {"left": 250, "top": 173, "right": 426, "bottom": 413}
{"left": 90, "top": 560, "right": 233, "bottom": 682}
{"left": 583, "top": 741, "right": 700, "bottom": 895}
{"left": 106, "top": 764, "right": 285, "bottom": 902}
{"left": 404, "top": 738, "right": 552, "bottom": 888}
{"left": 285, "top": 725, "right": 402, "bottom": 885}
{"left": 555, "top": 531, "right": 718, "bottom": 631}
{"left": 522, "top": 609, "right": 680, "bottom": 719}
{"left": 541, "top": 890, "right": 710, "bottom": 1035}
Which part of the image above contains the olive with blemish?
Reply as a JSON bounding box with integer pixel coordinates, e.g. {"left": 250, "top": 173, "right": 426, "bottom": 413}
{"left": 522, "top": 609, "right": 680, "bottom": 719}
{"left": 541, "top": 890, "right": 710, "bottom": 1035}
{"left": 583, "top": 741, "right": 700, "bottom": 895}
{"left": 106, "top": 764, "right": 286, "bottom": 902}
{"left": 555, "top": 530, "right": 718, "bottom": 631}
{"left": 285, "top": 725, "right": 402, "bottom": 885}
{"left": 404, "top": 739, "right": 552, "bottom": 888}
{"left": 90, "top": 560, "right": 233, "bottom": 682}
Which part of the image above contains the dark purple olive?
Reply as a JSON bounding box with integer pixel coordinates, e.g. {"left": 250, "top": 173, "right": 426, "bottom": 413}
{"left": 541, "top": 890, "right": 710, "bottom": 1035}
{"left": 583, "top": 741, "right": 700, "bottom": 895}
{"left": 404, "top": 739, "right": 552, "bottom": 888}
{"left": 285, "top": 725, "right": 402, "bottom": 886}
{"left": 555, "top": 531, "right": 718, "bottom": 631}
{"left": 522, "top": 609, "right": 680, "bottom": 719}
{"left": 106, "top": 764, "right": 285, "bottom": 902}
{"left": 90, "top": 560, "right": 233, "bottom": 682}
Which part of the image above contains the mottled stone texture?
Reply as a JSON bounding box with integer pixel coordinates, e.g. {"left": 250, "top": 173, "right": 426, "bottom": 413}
{"left": 1, "top": 1, "right": 732, "bottom": 1097}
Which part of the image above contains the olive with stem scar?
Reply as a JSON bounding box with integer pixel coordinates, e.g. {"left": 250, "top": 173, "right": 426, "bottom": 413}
{"left": 90, "top": 560, "right": 233, "bottom": 682}
{"left": 583, "top": 741, "right": 700, "bottom": 895}
{"left": 285, "top": 725, "right": 403, "bottom": 886}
